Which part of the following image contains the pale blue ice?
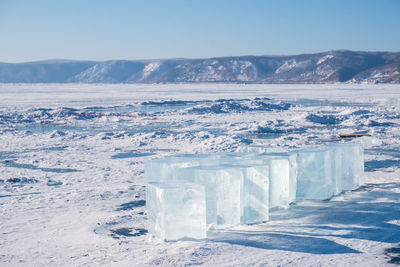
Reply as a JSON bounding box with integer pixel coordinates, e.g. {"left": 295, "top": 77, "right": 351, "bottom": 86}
{"left": 175, "top": 164, "right": 242, "bottom": 228}
{"left": 327, "top": 142, "right": 364, "bottom": 193}
{"left": 144, "top": 154, "right": 221, "bottom": 183}
{"left": 296, "top": 147, "right": 335, "bottom": 200}
{"left": 261, "top": 152, "right": 298, "bottom": 206}
{"left": 219, "top": 152, "right": 296, "bottom": 209}
{"left": 146, "top": 182, "right": 206, "bottom": 241}
{"left": 175, "top": 163, "right": 269, "bottom": 227}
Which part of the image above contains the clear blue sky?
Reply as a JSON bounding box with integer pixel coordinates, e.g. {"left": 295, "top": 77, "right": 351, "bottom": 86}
{"left": 0, "top": 0, "right": 399, "bottom": 62}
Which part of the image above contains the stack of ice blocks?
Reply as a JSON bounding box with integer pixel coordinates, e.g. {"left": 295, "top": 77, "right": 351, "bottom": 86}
{"left": 145, "top": 142, "right": 364, "bottom": 241}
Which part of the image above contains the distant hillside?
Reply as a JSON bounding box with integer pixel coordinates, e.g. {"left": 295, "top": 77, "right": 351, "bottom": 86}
{"left": 0, "top": 50, "right": 399, "bottom": 83}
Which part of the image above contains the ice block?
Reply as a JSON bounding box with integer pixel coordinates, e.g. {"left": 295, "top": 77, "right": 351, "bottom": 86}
{"left": 241, "top": 165, "right": 269, "bottom": 224}
{"left": 296, "top": 147, "right": 335, "bottom": 200}
{"left": 262, "top": 152, "right": 298, "bottom": 205}
{"left": 175, "top": 165, "right": 242, "bottom": 229}
{"left": 327, "top": 142, "right": 364, "bottom": 193}
{"left": 146, "top": 182, "right": 207, "bottom": 241}
{"left": 219, "top": 152, "right": 296, "bottom": 209}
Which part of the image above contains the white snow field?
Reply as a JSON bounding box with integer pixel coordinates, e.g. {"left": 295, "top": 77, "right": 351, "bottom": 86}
{"left": 0, "top": 83, "right": 399, "bottom": 266}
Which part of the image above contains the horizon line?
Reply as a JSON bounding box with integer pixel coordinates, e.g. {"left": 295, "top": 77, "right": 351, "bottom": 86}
{"left": 2, "top": 49, "right": 400, "bottom": 64}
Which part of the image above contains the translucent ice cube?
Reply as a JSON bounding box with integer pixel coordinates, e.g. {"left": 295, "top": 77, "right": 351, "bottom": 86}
{"left": 175, "top": 165, "right": 242, "bottom": 229}
{"left": 266, "top": 157, "right": 291, "bottom": 208}
{"left": 219, "top": 152, "right": 296, "bottom": 209}
{"left": 241, "top": 165, "right": 269, "bottom": 224}
{"left": 146, "top": 182, "right": 206, "bottom": 241}
{"left": 353, "top": 143, "right": 365, "bottom": 187}
{"left": 327, "top": 142, "right": 364, "bottom": 193}
{"left": 296, "top": 147, "right": 334, "bottom": 200}
{"left": 262, "top": 152, "right": 298, "bottom": 205}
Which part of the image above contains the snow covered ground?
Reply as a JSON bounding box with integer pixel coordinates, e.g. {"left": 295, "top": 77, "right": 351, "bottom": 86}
{"left": 0, "top": 83, "right": 399, "bottom": 266}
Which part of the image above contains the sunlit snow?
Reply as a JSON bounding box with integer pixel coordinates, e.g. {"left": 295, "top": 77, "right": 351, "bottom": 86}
{"left": 0, "top": 83, "right": 399, "bottom": 266}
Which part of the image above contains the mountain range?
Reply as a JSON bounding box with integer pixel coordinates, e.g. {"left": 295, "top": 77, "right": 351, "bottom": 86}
{"left": 0, "top": 50, "right": 399, "bottom": 83}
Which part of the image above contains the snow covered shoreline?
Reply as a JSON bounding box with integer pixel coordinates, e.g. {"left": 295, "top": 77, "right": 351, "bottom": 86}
{"left": 0, "top": 84, "right": 399, "bottom": 266}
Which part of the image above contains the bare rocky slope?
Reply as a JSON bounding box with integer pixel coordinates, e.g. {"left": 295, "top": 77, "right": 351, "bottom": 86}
{"left": 0, "top": 50, "right": 399, "bottom": 83}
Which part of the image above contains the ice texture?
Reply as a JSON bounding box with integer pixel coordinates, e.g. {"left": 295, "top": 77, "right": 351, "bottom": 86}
{"left": 144, "top": 154, "right": 221, "bottom": 183}
{"left": 146, "top": 182, "right": 206, "bottom": 241}
{"left": 263, "top": 152, "right": 298, "bottom": 205}
{"left": 265, "top": 156, "right": 291, "bottom": 208}
{"left": 286, "top": 153, "right": 298, "bottom": 203}
{"left": 240, "top": 165, "right": 269, "bottom": 224}
{"left": 175, "top": 165, "right": 242, "bottom": 228}
{"left": 219, "top": 152, "right": 295, "bottom": 209}
{"left": 353, "top": 143, "right": 365, "bottom": 187}
{"left": 327, "top": 142, "right": 364, "bottom": 193}
{"left": 241, "top": 153, "right": 297, "bottom": 209}
{"left": 237, "top": 144, "right": 286, "bottom": 154}
{"left": 296, "top": 148, "right": 335, "bottom": 200}
{"left": 145, "top": 141, "right": 364, "bottom": 240}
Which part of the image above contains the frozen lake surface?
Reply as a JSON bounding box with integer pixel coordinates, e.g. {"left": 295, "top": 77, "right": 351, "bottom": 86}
{"left": 1, "top": 83, "right": 400, "bottom": 266}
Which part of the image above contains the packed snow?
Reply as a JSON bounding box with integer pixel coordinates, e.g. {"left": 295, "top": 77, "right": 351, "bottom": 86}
{"left": 0, "top": 83, "right": 399, "bottom": 266}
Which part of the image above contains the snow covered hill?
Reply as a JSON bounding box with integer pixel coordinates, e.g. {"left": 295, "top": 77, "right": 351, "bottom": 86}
{"left": 0, "top": 50, "right": 399, "bottom": 83}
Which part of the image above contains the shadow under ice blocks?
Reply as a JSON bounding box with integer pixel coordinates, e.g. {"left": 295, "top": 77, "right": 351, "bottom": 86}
{"left": 145, "top": 142, "right": 364, "bottom": 241}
